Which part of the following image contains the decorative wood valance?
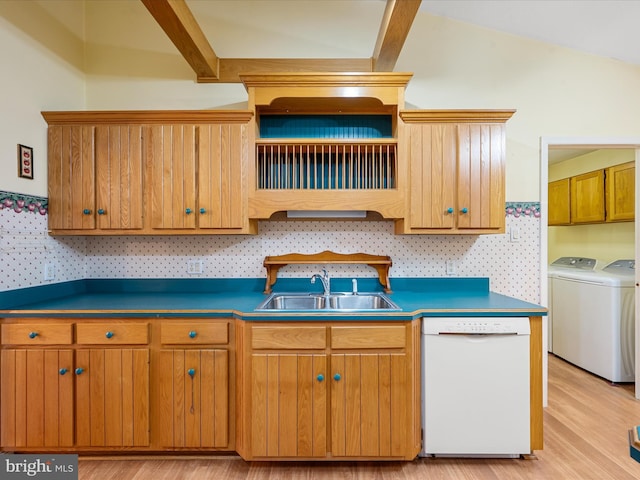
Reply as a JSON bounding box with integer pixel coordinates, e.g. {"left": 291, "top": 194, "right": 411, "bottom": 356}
{"left": 41, "top": 110, "right": 253, "bottom": 125}
{"left": 262, "top": 250, "right": 392, "bottom": 294}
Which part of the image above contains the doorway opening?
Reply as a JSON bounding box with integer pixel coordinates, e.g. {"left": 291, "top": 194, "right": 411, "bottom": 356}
{"left": 540, "top": 137, "right": 640, "bottom": 401}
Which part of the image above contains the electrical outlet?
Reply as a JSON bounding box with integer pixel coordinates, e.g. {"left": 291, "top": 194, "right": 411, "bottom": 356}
{"left": 187, "top": 260, "right": 203, "bottom": 275}
{"left": 446, "top": 260, "right": 457, "bottom": 276}
{"left": 44, "top": 263, "right": 55, "bottom": 281}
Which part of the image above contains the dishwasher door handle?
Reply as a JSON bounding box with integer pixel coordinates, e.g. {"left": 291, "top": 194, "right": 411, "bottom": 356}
{"left": 435, "top": 332, "right": 520, "bottom": 336}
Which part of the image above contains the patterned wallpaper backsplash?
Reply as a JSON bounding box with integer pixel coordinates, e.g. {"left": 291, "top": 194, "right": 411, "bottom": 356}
{"left": 0, "top": 201, "right": 541, "bottom": 303}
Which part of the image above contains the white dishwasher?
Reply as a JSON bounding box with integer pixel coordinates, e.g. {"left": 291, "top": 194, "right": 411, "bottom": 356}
{"left": 421, "top": 317, "right": 530, "bottom": 457}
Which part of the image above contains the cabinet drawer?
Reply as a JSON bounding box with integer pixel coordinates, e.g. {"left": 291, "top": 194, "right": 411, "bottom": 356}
{"left": 252, "top": 326, "right": 326, "bottom": 350}
{"left": 1, "top": 323, "right": 73, "bottom": 345}
{"left": 76, "top": 322, "right": 149, "bottom": 345}
{"left": 160, "top": 321, "right": 229, "bottom": 345}
{"left": 331, "top": 325, "right": 406, "bottom": 349}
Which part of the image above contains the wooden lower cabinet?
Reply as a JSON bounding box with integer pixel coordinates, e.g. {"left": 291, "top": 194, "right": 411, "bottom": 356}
{"left": 0, "top": 318, "right": 235, "bottom": 453}
{"left": 157, "top": 349, "right": 230, "bottom": 448}
{"left": 0, "top": 348, "right": 149, "bottom": 449}
{"left": 330, "top": 352, "right": 409, "bottom": 457}
{"left": 238, "top": 321, "right": 421, "bottom": 461}
{"left": 75, "top": 348, "right": 149, "bottom": 447}
{"left": 250, "top": 353, "right": 327, "bottom": 458}
{"left": 1, "top": 320, "right": 150, "bottom": 451}
{"left": 154, "top": 319, "right": 234, "bottom": 451}
{"left": 1, "top": 349, "right": 74, "bottom": 448}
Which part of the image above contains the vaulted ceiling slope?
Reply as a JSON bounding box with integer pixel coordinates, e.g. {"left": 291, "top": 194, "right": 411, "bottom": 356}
{"left": 141, "top": 0, "right": 422, "bottom": 82}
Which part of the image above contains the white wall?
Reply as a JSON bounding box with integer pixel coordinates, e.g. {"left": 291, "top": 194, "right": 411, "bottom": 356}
{"left": 3, "top": 1, "right": 640, "bottom": 301}
{"left": 76, "top": 2, "right": 640, "bottom": 202}
{"left": 397, "top": 15, "right": 640, "bottom": 201}
{"left": 0, "top": 1, "right": 85, "bottom": 197}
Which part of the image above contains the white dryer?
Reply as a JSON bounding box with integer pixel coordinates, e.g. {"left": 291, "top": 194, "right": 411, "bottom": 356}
{"left": 552, "top": 259, "right": 635, "bottom": 383}
{"left": 547, "top": 257, "right": 601, "bottom": 353}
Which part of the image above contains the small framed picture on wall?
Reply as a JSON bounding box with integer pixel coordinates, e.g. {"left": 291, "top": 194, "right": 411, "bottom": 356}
{"left": 18, "top": 144, "right": 33, "bottom": 179}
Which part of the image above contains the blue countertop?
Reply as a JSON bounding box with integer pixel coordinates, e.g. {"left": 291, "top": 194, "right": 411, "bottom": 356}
{"left": 0, "top": 277, "right": 546, "bottom": 320}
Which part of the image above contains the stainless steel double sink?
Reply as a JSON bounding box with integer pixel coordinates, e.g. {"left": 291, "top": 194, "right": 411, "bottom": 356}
{"left": 255, "top": 292, "right": 400, "bottom": 312}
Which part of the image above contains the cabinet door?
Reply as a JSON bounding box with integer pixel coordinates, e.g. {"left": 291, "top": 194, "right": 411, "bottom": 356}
{"left": 570, "top": 170, "right": 605, "bottom": 223}
{"left": 250, "top": 353, "right": 327, "bottom": 457}
{"left": 457, "top": 123, "right": 505, "bottom": 230}
{"left": 75, "top": 349, "right": 149, "bottom": 447}
{"left": 548, "top": 178, "right": 571, "bottom": 225}
{"left": 330, "top": 353, "right": 408, "bottom": 457}
{"left": 606, "top": 162, "right": 635, "bottom": 222}
{"left": 95, "top": 125, "right": 143, "bottom": 230}
{"left": 1, "top": 349, "right": 74, "bottom": 447}
{"left": 47, "top": 125, "right": 95, "bottom": 230}
{"left": 198, "top": 123, "right": 246, "bottom": 229}
{"left": 407, "top": 123, "right": 456, "bottom": 229}
{"left": 157, "top": 349, "right": 230, "bottom": 448}
{"left": 147, "top": 125, "right": 198, "bottom": 229}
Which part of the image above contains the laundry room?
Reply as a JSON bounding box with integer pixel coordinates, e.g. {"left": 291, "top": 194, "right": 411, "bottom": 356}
{"left": 547, "top": 148, "right": 636, "bottom": 384}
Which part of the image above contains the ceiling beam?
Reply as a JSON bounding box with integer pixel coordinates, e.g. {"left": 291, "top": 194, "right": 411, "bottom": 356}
{"left": 208, "top": 58, "right": 373, "bottom": 83}
{"left": 372, "top": 0, "right": 422, "bottom": 71}
{"left": 140, "top": 0, "right": 219, "bottom": 80}
{"left": 141, "top": 0, "right": 420, "bottom": 82}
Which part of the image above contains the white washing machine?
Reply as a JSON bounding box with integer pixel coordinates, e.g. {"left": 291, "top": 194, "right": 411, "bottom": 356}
{"left": 547, "top": 257, "right": 601, "bottom": 353}
{"left": 552, "top": 259, "right": 636, "bottom": 383}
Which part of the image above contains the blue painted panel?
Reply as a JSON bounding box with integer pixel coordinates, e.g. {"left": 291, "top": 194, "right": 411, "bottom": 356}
{"left": 260, "top": 115, "right": 393, "bottom": 138}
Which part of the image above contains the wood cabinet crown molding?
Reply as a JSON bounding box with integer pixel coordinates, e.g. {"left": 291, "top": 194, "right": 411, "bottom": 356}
{"left": 400, "top": 109, "right": 516, "bottom": 123}
{"left": 240, "top": 72, "right": 413, "bottom": 89}
{"left": 241, "top": 72, "right": 413, "bottom": 108}
{"left": 42, "top": 110, "right": 253, "bottom": 125}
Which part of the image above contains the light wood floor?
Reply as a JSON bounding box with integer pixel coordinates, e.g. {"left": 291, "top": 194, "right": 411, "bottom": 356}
{"left": 79, "top": 354, "right": 640, "bottom": 479}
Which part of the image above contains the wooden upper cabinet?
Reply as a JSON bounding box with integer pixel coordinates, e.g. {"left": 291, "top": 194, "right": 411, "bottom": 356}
{"left": 43, "top": 110, "right": 254, "bottom": 235}
{"left": 406, "top": 123, "right": 456, "bottom": 230}
{"left": 95, "top": 125, "right": 143, "bottom": 230}
{"left": 606, "top": 161, "right": 635, "bottom": 222}
{"left": 198, "top": 123, "right": 247, "bottom": 230}
{"left": 46, "top": 123, "right": 143, "bottom": 232}
{"left": 456, "top": 123, "right": 506, "bottom": 231}
{"left": 47, "top": 125, "right": 96, "bottom": 230}
{"left": 570, "top": 169, "right": 605, "bottom": 224}
{"left": 147, "top": 124, "right": 198, "bottom": 230}
{"left": 146, "top": 122, "right": 251, "bottom": 232}
{"left": 548, "top": 178, "right": 571, "bottom": 226}
{"left": 398, "top": 110, "right": 514, "bottom": 234}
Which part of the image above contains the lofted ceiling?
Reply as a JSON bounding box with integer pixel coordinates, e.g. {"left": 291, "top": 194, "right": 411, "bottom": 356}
{"left": 138, "top": 0, "right": 640, "bottom": 84}
{"left": 140, "top": 0, "right": 421, "bottom": 83}
{"left": 423, "top": 0, "right": 640, "bottom": 67}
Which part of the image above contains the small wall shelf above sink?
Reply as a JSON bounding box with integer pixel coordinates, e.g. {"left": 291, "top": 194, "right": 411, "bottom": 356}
{"left": 262, "top": 250, "right": 392, "bottom": 294}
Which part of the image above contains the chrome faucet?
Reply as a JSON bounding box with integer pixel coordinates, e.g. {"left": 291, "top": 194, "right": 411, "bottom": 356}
{"left": 311, "top": 268, "right": 331, "bottom": 296}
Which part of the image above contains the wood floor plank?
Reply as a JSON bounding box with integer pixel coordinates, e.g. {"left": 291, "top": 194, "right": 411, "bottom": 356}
{"left": 78, "top": 355, "right": 640, "bottom": 479}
